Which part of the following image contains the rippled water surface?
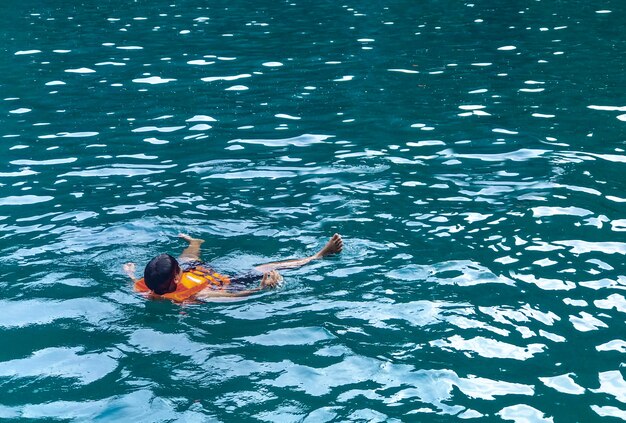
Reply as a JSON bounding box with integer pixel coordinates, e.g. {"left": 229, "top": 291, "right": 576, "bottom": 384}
{"left": 2, "top": 0, "right": 626, "bottom": 421}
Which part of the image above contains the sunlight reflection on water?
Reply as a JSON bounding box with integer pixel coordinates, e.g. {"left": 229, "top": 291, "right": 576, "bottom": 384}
{"left": 1, "top": 0, "right": 626, "bottom": 421}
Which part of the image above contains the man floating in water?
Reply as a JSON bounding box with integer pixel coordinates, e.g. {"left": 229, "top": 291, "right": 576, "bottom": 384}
{"left": 123, "top": 233, "right": 343, "bottom": 301}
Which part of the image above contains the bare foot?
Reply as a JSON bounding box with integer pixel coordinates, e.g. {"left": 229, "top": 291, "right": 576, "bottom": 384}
{"left": 314, "top": 233, "right": 343, "bottom": 259}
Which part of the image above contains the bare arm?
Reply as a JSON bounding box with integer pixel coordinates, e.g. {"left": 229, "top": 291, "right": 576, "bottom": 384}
{"left": 123, "top": 262, "right": 138, "bottom": 282}
{"left": 196, "top": 271, "right": 282, "bottom": 299}
{"left": 196, "top": 287, "right": 262, "bottom": 299}
{"left": 179, "top": 233, "right": 204, "bottom": 261}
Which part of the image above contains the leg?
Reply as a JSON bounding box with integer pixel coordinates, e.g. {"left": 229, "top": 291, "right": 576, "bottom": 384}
{"left": 254, "top": 234, "right": 343, "bottom": 273}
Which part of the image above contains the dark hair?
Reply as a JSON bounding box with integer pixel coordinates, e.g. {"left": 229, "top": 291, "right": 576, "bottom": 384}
{"left": 144, "top": 254, "right": 180, "bottom": 295}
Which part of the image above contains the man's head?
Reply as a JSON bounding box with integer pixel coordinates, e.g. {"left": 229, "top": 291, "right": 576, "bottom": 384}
{"left": 144, "top": 254, "right": 181, "bottom": 295}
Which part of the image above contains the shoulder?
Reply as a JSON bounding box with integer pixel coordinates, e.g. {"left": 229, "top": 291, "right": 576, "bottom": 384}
{"left": 179, "top": 259, "right": 212, "bottom": 272}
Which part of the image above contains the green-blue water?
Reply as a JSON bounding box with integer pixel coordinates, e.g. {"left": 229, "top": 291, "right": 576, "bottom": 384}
{"left": 1, "top": 0, "right": 625, "bottom": 421}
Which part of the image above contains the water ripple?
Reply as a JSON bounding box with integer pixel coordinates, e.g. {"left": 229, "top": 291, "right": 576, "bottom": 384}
{"left": 2, "top": 0, "right": 626, "bottom": 420}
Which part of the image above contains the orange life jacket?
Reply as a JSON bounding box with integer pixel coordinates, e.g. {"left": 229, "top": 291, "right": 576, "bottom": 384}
{"left": 134, "top": 266, "right": 231, "bottom": 302}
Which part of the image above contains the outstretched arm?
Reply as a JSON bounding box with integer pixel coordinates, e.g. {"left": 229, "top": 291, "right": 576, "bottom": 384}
{"left": 196, "top": 287, "right": 262, "bottom": 299}
{"left": 196, "top": 271, "right": 282, "bottom": 299}
{"left": 123, "top": 262, "right": 138, "bottom": 282}
{"left": 179, "top": 233, "right": 205, "bottom": 261}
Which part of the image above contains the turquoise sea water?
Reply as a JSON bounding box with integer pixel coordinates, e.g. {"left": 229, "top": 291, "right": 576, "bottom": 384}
{"left": 1, "top": 0, "right": 626, "bottom": 421}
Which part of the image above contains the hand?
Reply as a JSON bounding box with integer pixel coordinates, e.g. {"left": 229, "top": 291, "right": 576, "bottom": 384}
{"left": 178, "top": 233, "right": 205, "bottom": 244}
{"left": 261, "top": 270, "right": 283, "bottom": 289}
{"left": 123, "top": 262, "right": 136, "bottom": 278}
